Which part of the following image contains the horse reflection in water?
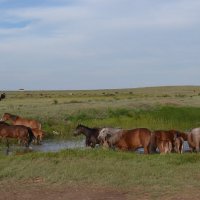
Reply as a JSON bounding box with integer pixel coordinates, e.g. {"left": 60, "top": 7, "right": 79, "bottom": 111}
{"left": 0, "top": 121, "right": 35, "bottom": 154}
{"left": 98, "top": 127, "right": 152, "bottom": 154}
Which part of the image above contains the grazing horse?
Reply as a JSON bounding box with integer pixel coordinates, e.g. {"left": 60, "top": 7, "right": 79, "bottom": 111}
{"left": 1, "top": 113, "right": 41, "bottom": 130}
{"left": 74, "top": 124, "right": 102, "bottom": 148}
{"left": 0, "top": 122, "right": 35, "bottom": 148}
{"left": 152, "top": 130, "right": 187, "bottom": 154}
{"left": 98, "top": 127, "right": 152, "bottom": 154}
{"left": 187, "top": 128, "right": 200, "bottom": 152}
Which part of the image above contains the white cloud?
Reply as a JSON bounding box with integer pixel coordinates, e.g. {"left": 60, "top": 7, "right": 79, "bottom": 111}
{"left": 0, "top": 0, "right": 200, "bottom": 89}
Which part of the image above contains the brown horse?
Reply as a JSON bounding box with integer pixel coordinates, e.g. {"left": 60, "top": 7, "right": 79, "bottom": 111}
{"left": 152, "top": 130, "right": 187, "bottom": 154}
{"left": 1, "top": 113, "right": 41, "bottom": 130}
{"left": 0, "top": 122, "right": 35, "bottom": 147}
{"left": 174, "top": 136, "right": 184, "bottom": 154}
{"left": 98, "top": 127, "right": 152, "bottom": 154}
{"left": 32, "top": 128, "right": 45, "bottom": 144}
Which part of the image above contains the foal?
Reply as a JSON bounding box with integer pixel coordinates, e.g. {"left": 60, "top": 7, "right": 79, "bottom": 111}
{"left": 74, "top": 124, "right": 101, "bottom": 148}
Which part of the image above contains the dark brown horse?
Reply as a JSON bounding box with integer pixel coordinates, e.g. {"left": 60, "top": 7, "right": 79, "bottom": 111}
{"left": 1, "top": 113, "right": 41, "bottom": 130}
{"left": 98, "top": 127, "right": 152, "bottom": 154}
{"left": 74, "top": 124, "right": 102, "bottom": 148}
{"left": 0, "top": 122, "right": 35, "bottom": 148}
{"left": 0, "top": 93, "right": 6, "bottom": 101}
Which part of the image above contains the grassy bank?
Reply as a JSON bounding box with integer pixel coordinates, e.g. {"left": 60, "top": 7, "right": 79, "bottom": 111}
{"left": 0, "top": 149, "right": 200, "bottom": 198}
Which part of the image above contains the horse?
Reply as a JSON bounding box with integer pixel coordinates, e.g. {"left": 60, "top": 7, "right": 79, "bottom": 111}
{"left": 31, "top": 128, "right": 45, "bottom": 144}
{"left": 151, "top": 130, "right": 187, "bottom": 154}
{"left": 74, "top": 124, "right": 102, "bottom": 148}
{"left": 174, "top": 136, "right": 184, "bottom": 154}
{"left": 0, "top": 122, "right": 35, "bottom": 148}
{"left": 0, "top": 93, "right": 5, "bottom": 101}
{"left": 1, "top": 113, "right": 41, "bottom": 130}
{"left": 187, "top": 128, "right": 200, "bottom": 152}
{"left": 98, "top": 127, "right": 152, "bottom": 154}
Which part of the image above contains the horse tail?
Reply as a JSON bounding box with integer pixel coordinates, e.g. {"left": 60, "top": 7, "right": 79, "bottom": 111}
{"left": 27, "top": 128, "right": 36, "bottom": 146}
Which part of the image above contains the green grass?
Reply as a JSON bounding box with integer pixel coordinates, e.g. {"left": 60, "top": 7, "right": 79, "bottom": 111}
{"left": 1, "top": 86, "right": 200, "bottom": 198}
{"left": 1, "top": 86, "right": 200, "bottom": 138}
{"left": 0, "top": 149, "right": 200, "bottom": 197}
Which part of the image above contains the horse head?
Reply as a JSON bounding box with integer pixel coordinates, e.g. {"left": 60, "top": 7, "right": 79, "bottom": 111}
{"left": 73, "top": 124, "right": 85, "bottom": 136}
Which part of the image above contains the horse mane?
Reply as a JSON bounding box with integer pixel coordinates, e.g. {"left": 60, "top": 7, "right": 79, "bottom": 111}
{"left": 77, "top": 124, "right": 98, "bottom": 131}
{"left": 5, "top": 113, "right": 19, "bottom": 121}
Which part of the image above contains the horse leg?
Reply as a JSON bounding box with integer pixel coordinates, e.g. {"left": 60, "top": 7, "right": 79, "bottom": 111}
{"left": 26, "top": 137, "right": 31, "bottom": 147}
{"left": 159, "top": 142, "right": 167, "bottom": 154}
{"left": 6, "top": 138, "right": 10, "bottom": 155}
{"left": 144, "top": 145, "right": 149, "bottom": 154}
{"left": 195, "top": 143, "right": 200, "bottom": 153}
{"left": 36, "top": 135, "right": 41, "bottom": 145}
{"left": 158, "top": 142, "right": 163, "bottom": 154}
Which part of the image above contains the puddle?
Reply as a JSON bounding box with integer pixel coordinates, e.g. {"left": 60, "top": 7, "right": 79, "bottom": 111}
{"left": 32, "top": 139, "right": 85, "bottom": 152}
{"left": 0, "top": 139, "right": 85, "bottom": 155}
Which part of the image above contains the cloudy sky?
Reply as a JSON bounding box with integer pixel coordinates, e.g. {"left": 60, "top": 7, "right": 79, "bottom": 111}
{"left": 0, "top": 0, "right": 200, "bottom": 90}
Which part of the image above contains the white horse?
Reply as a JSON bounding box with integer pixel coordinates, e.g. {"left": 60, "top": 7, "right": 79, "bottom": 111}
{"left": 187, "top": 128, "right": 200, "bottom": 152}
{"left": 98, "top": 127, "right": 122, "bottom": 148}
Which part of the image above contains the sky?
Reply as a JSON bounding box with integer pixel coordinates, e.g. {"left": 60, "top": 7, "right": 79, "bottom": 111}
{"left": 0, "top": 0, "right": 200, "bottom": 90}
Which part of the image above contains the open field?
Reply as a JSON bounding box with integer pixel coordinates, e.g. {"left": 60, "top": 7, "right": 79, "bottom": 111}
{"left": 1, "top": 150, "right": 200, "bottom": 199}
{"left": 1, "top": 86, "right": 200, "bottom": 139}
{"left": 1, "top": 86, "right": 200, "bottom": 199}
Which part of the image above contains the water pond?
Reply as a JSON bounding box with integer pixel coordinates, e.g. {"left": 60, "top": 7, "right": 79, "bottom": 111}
{"left": 0, "top": 140, "right": 191, "bottom": 155}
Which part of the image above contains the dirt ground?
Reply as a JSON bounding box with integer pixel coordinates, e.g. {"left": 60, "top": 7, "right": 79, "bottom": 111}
{"left": 0, "top": 183, "right": 129, "bottom": 200}
{"left": 0, "top": 181, "right": 200, "bottom": 200}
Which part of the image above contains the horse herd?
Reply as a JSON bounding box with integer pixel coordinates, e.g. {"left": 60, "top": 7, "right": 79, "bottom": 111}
{"left": 0, "top": 113, "right": 44, "bottom": 149}
{"left": 1, "top": 112, "right": 200, "bottom": 155}
{"left": 74, "top": 124, "right": 200, "bottom": 154}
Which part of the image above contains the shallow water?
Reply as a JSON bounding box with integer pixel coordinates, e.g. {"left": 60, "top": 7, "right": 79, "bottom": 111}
{"left": 33, "top": 139, "right": 85, "bottom": 152}
{"left": 0, "top": 140, "right": 191, "bottom": 155}
{"left": 0, "top": 139, "right": 85, "bottom": 155}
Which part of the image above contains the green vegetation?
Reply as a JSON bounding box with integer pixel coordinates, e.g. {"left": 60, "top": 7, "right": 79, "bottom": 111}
{"left": 0, "top": 149, "right": 200, "bottom": 198}
{"left": 1, "top": 86, "right": 200, "bottom": 139}
{"left": 1, "top": 86, "right": 200, "bottom": 198}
